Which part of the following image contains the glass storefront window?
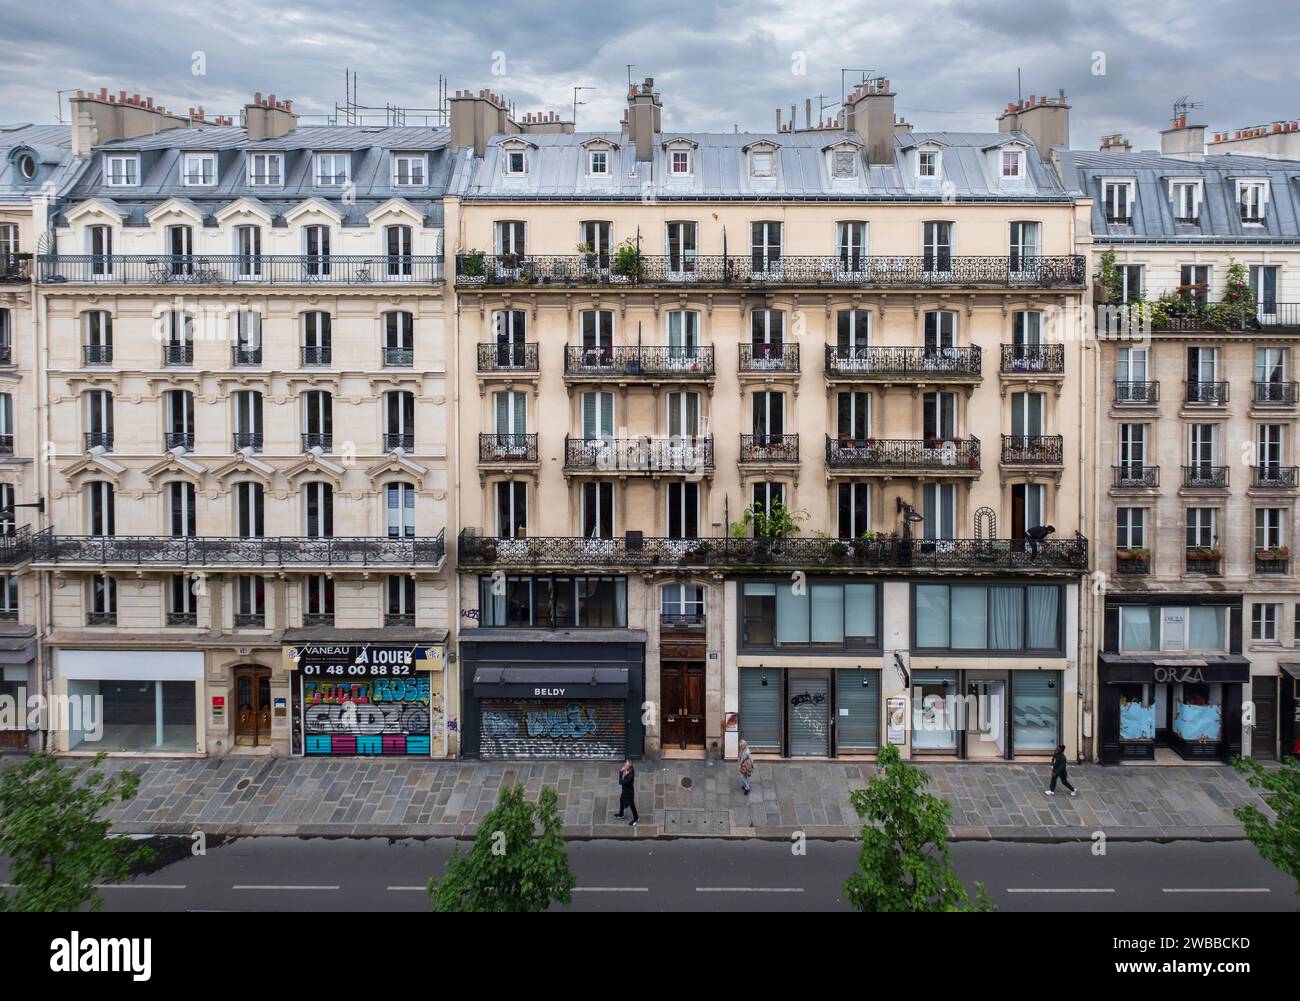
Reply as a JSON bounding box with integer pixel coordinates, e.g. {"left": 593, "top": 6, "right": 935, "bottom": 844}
{"left": 913, "top": 583, "right": 1062, "bottom": 652}
{"left": 66, "top": 680, "right": 197, "bottom": 752}
{"left": 1118, "top": 682, "right": 1155, "bottom": 742}
{"left": 1188, "top": 607, "right": 1226, "bottom": 652}
{"left": 915, "top": 585, "right": 950, "bottom": 648}
{"left": 911, "top": 671, "right": 958, "bottom": 750}
{"left": 1174, "top": 682, "right": 1223, "bottom": 742}
{"left": 1120, "top": 604, "right": 1227, "bottom": 653}
{"left": 479, "top": 575, "right": 627, "bottom": 627}
{"left": 742, "top": 581, "right": 877, "bottom": 650}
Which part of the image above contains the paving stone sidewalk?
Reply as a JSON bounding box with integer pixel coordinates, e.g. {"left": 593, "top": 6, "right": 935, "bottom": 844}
{"left": 70, "top": 755, "right": 1269, "bottom": 841}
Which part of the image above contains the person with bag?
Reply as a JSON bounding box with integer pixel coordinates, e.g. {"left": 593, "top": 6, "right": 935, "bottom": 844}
{"left": 738, "top": 738, "right": 754, "bottom": 795}
{"left": 615, "top": 760, "right": 639, "bottom": 826}
{"left": 1046, "top": 743, "right": 1077, "bottom": 796}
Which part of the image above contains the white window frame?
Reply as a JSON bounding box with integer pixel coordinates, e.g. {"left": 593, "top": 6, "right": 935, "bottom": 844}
{"left": 504, "top": 148, "right": 528, "bottom": 176}
{"left": 181, "top": 152, "right": 217, "bottom": 187}
{"left": 670, "top": 149, "right": 692, "bottom": 176}
{"left": 749, "top": 149, "right": 776, "bottom": 178}
{"left": 1169, "top": 179, "right": 1202, "bottom": 222}
{"left": 1000, "top": 149, "right": 1023, "bottom": 178}
{"left": 314, "top": 152, "right": 350, "bottom": 186}
{"left": 391, "top": 153, "right": 427, "bottom": 187}
{"left": 1116, "top": 507, "right": 1146, "bottom": 549}
{"left": 917, "top": 150, "right": 940, "bottom": 179}
{"left": 103, "top": 154, "right": 140, "bottom": 187}
{"left": 1255, "top": 507, "right": 1284, "bottom": 550}
{"left": 588, "top": 149, "right": 609, "bottom": 176}
{"left": 1236, "top": 179, "right": 1269, "bottom": 223}
{"left": 247, "top": 152, "right": 283, "bottom": 187}
{"left": 1102, "top": 179, "right": 1135, "bottom": 223}
{"left": 1252, "top": 603, "right": 1280, "bottom": 642}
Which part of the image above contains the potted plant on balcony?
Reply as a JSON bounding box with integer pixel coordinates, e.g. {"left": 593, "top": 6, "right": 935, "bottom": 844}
{"left": 480, "top": 537, "right": 498, "bottom": 562}
{"left": 685, "top": 540, "right": 714, "bottom": 564}
{"left": 1116, "top": 547, "right": 1149, "bottom": 567}
{"left": 830, "top": 538, "right": 850, "bottom": 562}
{"left": 611, "top": 239, "right": 641, "bottom": 283}
{"left": 461, "top": 250, "right": 486, "bottom": 284}
{"left": 1256, "top": 545, "right": 1290, "bottom": 561}
{"left": 1187, "top": 546, "right": 1222, "bottom": 562}
{"left": 728, "top": 520, "right": 753, "bottom": 562}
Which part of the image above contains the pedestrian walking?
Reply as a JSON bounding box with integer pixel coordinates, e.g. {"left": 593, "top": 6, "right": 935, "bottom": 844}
{"left": 738, "top": 738, "right": 754, "bottom": 795}
{"left": 615, "top": 760, "right": 639, "bottom": 826}
{"left": 1046, "top": 743, "right": 1077, "bottom": 796}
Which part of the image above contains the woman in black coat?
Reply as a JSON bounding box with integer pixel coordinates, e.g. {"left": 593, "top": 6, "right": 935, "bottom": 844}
{"left": 616, "top": 760, "right": 639, "bottom": 825}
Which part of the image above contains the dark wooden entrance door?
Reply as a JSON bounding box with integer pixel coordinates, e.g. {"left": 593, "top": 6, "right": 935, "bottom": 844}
{"left": 661, "top": 662, "right": 706, "bottom": 749}
{"left": 234, "top": 667, "right": 272, "bottom": 746}
{"left": 1252, "top": 676, "right": 1277, "bottom": 759}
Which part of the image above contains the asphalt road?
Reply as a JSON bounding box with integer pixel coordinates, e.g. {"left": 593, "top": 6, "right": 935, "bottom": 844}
{"left": 6, "top": 836, "right": 1295, "bottom": 912}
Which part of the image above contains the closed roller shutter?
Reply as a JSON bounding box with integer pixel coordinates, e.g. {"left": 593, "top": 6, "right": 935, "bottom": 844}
{"left": 1012, "top": 671, "right": 1060, "bottom": 752}
{"left": 835, "top": 669, "right": 880, "bottom": 751}
{"left": 739, "top": 668, "right": 781, "bottom": 753}
{"left": 479, "top": 698, "right": 625, "bottom": 759}
{"left": 788, "top": 673, "right": 829, "bottom": 756}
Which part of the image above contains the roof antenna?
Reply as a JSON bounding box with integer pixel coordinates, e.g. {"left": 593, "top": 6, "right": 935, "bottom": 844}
{"left": 1017, "top": 67, "right": 1022, "bottom": 109}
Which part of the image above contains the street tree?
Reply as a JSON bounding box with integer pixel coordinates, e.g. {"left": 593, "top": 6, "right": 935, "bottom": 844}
{"left": 844, "top": 743, "right": 994, "bottom": 912}
{"left": 0, "top": 752, "right": 153, "bottom": 912}
{"left": 427, "top": 783, "right": 574, "bottom": 912}
{"left": 1233, "top": 755, "right": 1300, "bottom": 902}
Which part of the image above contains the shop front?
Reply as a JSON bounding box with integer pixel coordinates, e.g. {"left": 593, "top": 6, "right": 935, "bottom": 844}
{"left": 284, "top": 637, "right": 447, "bottom": 757}
{"left": 53, "top": 649, "right": 204, "bottom": 754}
{"left": 458, "top": 628, "right": 645, "bottom": 760}
{"left": 0, "top": 627, "right": 37, "bottom": 750}
{"left": 1279, "top": 664, "right": 1299, "bottom": 760}
{"left": 737, "top": 666, "right": 882, "bottom": 758}
{"left": 909, "top": 667, "right": 1063, "bottom": 759}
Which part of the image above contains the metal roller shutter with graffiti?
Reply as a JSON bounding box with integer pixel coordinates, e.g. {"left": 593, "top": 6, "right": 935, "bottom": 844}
{"left": 479, "top": 698, "right": 625, "bottom": 759}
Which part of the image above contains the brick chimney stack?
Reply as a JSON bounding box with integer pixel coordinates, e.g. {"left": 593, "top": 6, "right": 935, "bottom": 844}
{"left": 843, "top": 77, "right": 895, "bottom": 165}
{"left": 1160, "top": 112, "right": 1206, "bottom": 160}
{"left": 626, "top": 77, "right": 662, "bottom": 162}
{"left": 243, "top": 92, "right": 298, "bottom": 140}
{"left": 1099, "top": 133, "right": 1132, "bottom": 153}
{"left": 68, "top": 87, "right": 189, "bottom": 156}
{"left": 450, "top": 88, "right": 522, "bottom": 157}
{"left": 998, "top": 89, "right": 1071, "bottom": 158}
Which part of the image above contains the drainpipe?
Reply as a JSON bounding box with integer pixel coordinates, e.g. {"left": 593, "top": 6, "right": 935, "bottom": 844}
{"left": 34, "top": 207, "right": 52, "bottom": 752}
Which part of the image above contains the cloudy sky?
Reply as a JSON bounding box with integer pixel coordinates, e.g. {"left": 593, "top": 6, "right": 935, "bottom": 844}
{"left": 1, "top": 0, "right": 1296, "bottom": 149}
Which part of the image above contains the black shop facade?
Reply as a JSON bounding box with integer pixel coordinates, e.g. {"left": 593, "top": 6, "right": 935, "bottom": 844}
{"left": 458, "top": 628, "right": 646, "bottom": 760}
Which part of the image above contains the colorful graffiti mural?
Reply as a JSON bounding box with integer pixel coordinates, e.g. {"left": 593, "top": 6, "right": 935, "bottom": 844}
{"left": 479, "top": 699, "right": 624, "bottom": 759}
{"left": 301, "top": 673, "right": 437, "bottom": 756}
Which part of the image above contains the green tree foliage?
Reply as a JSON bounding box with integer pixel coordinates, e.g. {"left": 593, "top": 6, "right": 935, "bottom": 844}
{"left": 844, "top": 744, "right": 994, "bottom": 912}
{"left": 0, "top": 752, "right": 153, "bottom": 912}
{"left": 428, "top": 783, "right": 575, "bottom": 912}
{"left": 1233, "top": 755, "right": 1300, "bottom": 904}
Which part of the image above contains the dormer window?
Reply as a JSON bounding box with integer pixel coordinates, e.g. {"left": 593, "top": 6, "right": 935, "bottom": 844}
{"left": 1170, "top": 180, "right": 1202, "bottom": 224}
{"left": 750, "top": 150, "right": 775, "bottom": 178}
{"left": 182, "top": 153, "right": 217, "bottom": 186}
{"left": 1238, "top": 179, "right": 1268, "bottom": 223}
{"left": 505, "top": 149, "right": 527, "bottom": 175}
{"left": 15, "top": 152, "right": 36, "bottom": 181}
{"left": 1103, "top": 180, "right": 1135, "bottom": 224}
{"left": 918, "top": 150, "right": 939, "bottom": 178}
{"left": 104, "top": 154, "right": 139, "bottom": 187}
{"left": 1000, "top": 149, "right": 1023, "bottom": 178}
{"left": 588, "top": 149, "right": 608, "bottom": 175}
{"left": 392, "top": 153, "right": 426, "bottom": 186}
{"left": 248, "top": 152, "right": 283, "bottom": 187}
{"left": 671, "top": 150, "right": 691, "bottom": 175}
{"left": 315, "top": 153, "right": 350, "bottom": 186}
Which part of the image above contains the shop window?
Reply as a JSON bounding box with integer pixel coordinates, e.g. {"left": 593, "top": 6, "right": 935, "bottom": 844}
{"left": 1119, "top": 604, "right": 1226, "bottom": 653}
{"left": 1118, "top": 683, "right": 1156, "bottom": 744}
{"left": 911, "top": 671, "right": 959, "bottom": 750}
{"left": 67, "top": 680, "right": 196, "bottom": 752}
{"left": 740, "top": 580, "right": 877, "bottom": 650}
{"left": 1011, "top": 672, "right": 1060, "bottom": 751}
{"left": 912, "top": 583, "right": 1061, "bottom": 653}
{"left": 1174, "top": 682, "right": 1222, "bottom": 742}
{"left": 479, "top": 574, "right": 626, "bottom": 628}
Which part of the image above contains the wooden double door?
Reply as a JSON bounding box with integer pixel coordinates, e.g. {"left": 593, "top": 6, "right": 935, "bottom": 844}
{"left": 234, "top": 667, "right": 272, "bottom": 747}
{"left": 662, "top": 662, "right": 706, "bottom": 750}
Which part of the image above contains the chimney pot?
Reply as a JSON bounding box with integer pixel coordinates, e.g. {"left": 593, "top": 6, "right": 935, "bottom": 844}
{"left": 254, "top": 91, "right": 262, "bottom": 105}
{"left": 99, "top": 87, "right": 108, "bottom": 100}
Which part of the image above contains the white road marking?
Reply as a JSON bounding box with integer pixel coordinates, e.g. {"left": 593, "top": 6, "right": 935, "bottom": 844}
{"left": 232, "top": 884, "right": 340, "bottom": 890}
{"left": 696, "top": 887, "right": 804, "bottom": 893}
{"left": 99, "top": 884, "right": 188, "bottom": 890}
{"left": 1162, "top": 887, "right": 1270, "bottom": 894}
{"left": 1006, "top": 888, "right": 1115, "bottom": 893}
{"left": 386, "top": 886, "right": 427, "bottom": 891}
{"left": 573, "top": 887, "right": 650, "bottom": 893}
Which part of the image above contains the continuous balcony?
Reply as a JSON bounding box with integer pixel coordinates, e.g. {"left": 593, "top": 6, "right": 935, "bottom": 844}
{"left": 30, "top": 528, "right": 447, "bottom": 570}
{"left": 1182, "top": 465, "right": 1228, "bottom": 488}
{"left": 826, "top": 436, "right": 980, "bottom": 474}
{"left": 478, "top": 342, "right": 540, "bottom": 373}
{"left": 823, "top": 345, "right": 981, "bottom": 382}
{"left": 1114, "top": 381, "right": 1158, "bottom": 405}
{"left": 1000, "top": 344, "right": 1065, "bottom": 375}
{"left": 458, "top": 529, "right": 1089, "bottom": 575}
{"left": 563, "top": 345, "right": 715, "bottom": 380}
{"left": 740, "top": 434, "right": 799, "bottom": 464}
{"left": 738, "top": 344, "right": 799, "bottom": 373}
{"left": 1113, "top": 465, "right": 1159, "bottom": 488}
{"left": 454, "top": 254, "right": 1086, "bottom": 289}
{"left": 38, "top": 254, "right": 444, "bottom": 286}
{"left": 1253, "top": 381, "right": 1298, "bottom": 405}
{"left": 564, "top": 435, "right": 714, "bottom": 474}
{"left": 479, "top": 433, "right": 539, "bottom": 464}
{"left": 1254, "top": 465, "right": 1299, "bottom": 488}
{"left": 1000, "top": 435, "right": 1063, "bottom": 466}
{"left": 0, "top": 527, "right": 33, "bottom": 565}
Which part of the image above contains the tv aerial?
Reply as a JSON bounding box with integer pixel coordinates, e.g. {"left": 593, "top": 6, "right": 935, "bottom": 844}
{"left": 1173, "top": 96, "right": 1203, "bottom": 120}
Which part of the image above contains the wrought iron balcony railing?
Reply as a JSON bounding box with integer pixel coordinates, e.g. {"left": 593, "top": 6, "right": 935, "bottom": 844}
{"left": 232, "top": 432, "right": 263, "bottom": 452}
{"left": 383, "top": 432, "right": 415, "bottom": 451}
{"left": 0, "top": 527, "right": 33, "bottom": 565}
{"left": 1114, "top": 381, "right": 1158, "bottom": 404}
{"left": 233, "top": 344, "right": 262, "bottom": 366}
{"left": 0, "top": 344, "right": 10, "bottom": 366}
{"left": 738, "top": 343, "right": 799, "bottom": 373}
{"left": 31, "top": 527, "right": 446, "bottom": 568}
{"left": 479, "top": 433, "right": 538, "bottom": 463}
{"left": 1113, "top": 464, "right": 1159, "bottom": 487}
{"left": 478, "top": 342, "right": 540, "bottom": 373}
{"left": 1253, "top": 381, "right": 1298, "bottom": 405}
{"left": 1185, "top": 381, "right": 1229, "bottom": 405}
{"left": 163, "top": 431, "right": 194, "bottom": 451}
{"left": 458, "top": 529, "right": 1089, "bottom": 573}
{"left": 39, "top": 254, "right": 444, "bottom": 285}
{"left": 0, "top": 434, "right": 12, "bottom": 456}
{"left": 1254, "top": 465, "right": 1299, "bottom": 488}
{"left": 1185, "top": 549, "right": 1222, "bottom": 575}
{"left": 302, "top": 611, "right": 335, "bottom": 627}
{"left": 824, "top": 344, "right": 981, "bottom": 380}
{"left": 163, "top": 343, "right": 194, "bottom": 366}
{"left": 385, "top": 612, "right": 416, "bottom": 628}
{"left": 302, "top": 433, "right": 333, "bottom": 452}
{"left": 301, "top": 345, "right": 332, "bottom": 366}
{"left": 740, "top": 433, "right": 800, "bottom": 464}
{"left": 234, "top": 613, "right": 266, "bottom": 628}
{"left": 86, "top": 611, "right": 117, "bottom": 626}
{"left": 564, "top": 435, "right": 714, "bottom": 473}
{"left": 660, "top": 612, "right": 706, "bottom": 629}
{"left": 1255, "top": 555, "right": 1290, "bottom": 576}
{"left": 563, "top": 345, "right": 715, "bottom": 378}
{"left": 455, "top": 254, "right": 1086, "bottom": 289}
{"left": 1, "top": 254, "right": 32, "bottom": 283}
{"left": 1001, "top": 434, "right": 1063, "bottom": 465}
{"left": 384, "top": 346, "right": 414, "bottom": 367}
{"left": 1182, "top": 465, "right": 1228, "bottom": 488}
{"left": 83, "top": 344, "right": 113, "bottom": 365}
{"left": 1115, "top": 551, "right": 1151, "bottom": 575}
{"left": 826, "top": 435, "right": 980, "bottom": 472}
{"left": 166, "top": 611, "right": 197, "bottom": 627}
{"left": 83, "top": 431, "right": 113, "bottom": 452}
{"left": 1000, "top": 343, "right": 1065, "bottom": 374}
